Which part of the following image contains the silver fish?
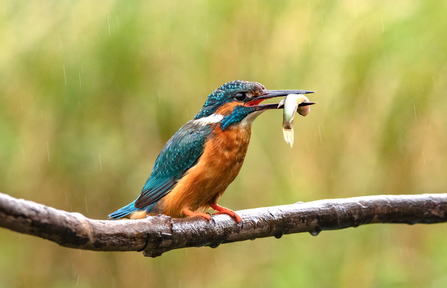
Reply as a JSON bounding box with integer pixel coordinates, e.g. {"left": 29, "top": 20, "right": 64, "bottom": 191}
{"left": 277, "top": 94, "right": 311, "bottom": 147}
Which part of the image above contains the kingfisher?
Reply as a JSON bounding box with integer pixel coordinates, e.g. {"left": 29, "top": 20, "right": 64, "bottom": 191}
{"left": 109, "top": 80, "right": 314, "bottom": 223}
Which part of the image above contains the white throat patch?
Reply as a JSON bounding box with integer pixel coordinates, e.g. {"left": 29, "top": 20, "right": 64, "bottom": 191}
{"left": 239, "top": 110, "right": 264, "bottom": 128}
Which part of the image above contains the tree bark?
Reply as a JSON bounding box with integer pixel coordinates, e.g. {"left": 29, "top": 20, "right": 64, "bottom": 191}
{"left": 0, "top": 192, "right": 446, "bottom": 257}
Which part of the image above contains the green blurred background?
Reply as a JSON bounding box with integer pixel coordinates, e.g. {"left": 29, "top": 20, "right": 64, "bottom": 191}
{"left": 1, "top": 1, "right": 447, "bottom": 287}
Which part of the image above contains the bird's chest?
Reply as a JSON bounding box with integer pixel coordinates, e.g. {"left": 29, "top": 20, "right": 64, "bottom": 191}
{"left": 207, "top": 125, "right": 251, "bottom": 173}
{"left": 194, "top": 125, "right": 252, "bottom": 199}
{"left": 160, "top": 124, "right": 253, "bottom": 214}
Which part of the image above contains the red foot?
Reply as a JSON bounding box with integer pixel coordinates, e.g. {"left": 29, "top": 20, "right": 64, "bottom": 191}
{"left": 211, "top": 203, "right": 242, "bottom": 223}
{"left": 183, "top": 209, "right": 211, "bottom": 220}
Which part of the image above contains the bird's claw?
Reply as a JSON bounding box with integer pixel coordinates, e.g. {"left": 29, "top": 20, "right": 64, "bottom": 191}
{"left": 183, "top": 209, "right": 212, "bottom": 221}
{"left": 211, "top": 203, "right": 242, "bottom": 223}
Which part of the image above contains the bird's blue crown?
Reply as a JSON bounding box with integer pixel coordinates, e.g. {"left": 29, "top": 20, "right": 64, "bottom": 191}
{"left": 194, "top": 80, "right": 265, "bottom": 120}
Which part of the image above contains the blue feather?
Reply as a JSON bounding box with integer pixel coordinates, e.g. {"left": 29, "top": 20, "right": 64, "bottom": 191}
{"left": 220, "top": 105, "right": 257, "bottom": 130}
{"left": 108, "top": 120, "right": 212, "bottom": 219}
{"left": 134, "top": 121, "right": 211, "bottom": 208}
{"left": 109, "top": 80, "right": 266, "bottom": 219}
{"left": 108, "top": 200, "right": 137, "bottom": 219}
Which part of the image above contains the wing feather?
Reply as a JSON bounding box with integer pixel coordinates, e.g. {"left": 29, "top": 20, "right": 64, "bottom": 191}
{"left": 134, "top": 121, "right": 212, "bottom": 209}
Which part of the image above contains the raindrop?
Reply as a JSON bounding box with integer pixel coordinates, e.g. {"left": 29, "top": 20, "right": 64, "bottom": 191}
{"left": 309, "top": 227, "right": 321, "bottom": 236}
{"left": 157, "top": 90, "right": 161, "bottom": 103}
{"left": 84, "top": 195, "right": 88, "bottom": 212}
{"left": 274, "top": 232, "right": 283, "bottom": 239}
{"left": 107, "top": 10, "right": 111, "bottom": 36}
{"left": 414, "top": 105, "right": 417, "bottom": 122}
{"left": 46, "top": 142, "right": 50, "bottom": 162}
{"left": 209, "top": 243, "right": 220, "bottom": 249}
{"left": 63, "top": 65, "right": 67, "bottom": 85}
{"left": 432, "top": 75, "right": 437, "bottom": 92}
{"left": 318, "top": 125, "right": 322, "bottom": 143}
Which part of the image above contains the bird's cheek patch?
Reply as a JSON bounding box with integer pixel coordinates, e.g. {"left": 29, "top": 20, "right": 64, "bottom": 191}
{"left": 215, "top": 102, "right": 242, "bottom": 115}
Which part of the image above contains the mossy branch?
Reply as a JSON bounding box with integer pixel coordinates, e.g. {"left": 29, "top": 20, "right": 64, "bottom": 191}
{"left": 0, "top": 192, "right": 446, "bottom": 257}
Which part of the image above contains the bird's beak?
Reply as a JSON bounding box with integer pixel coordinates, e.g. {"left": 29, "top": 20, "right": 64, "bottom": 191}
{"left": 262, "top": 89, "right": 315, "bottom": 98}
{"left": 246, "top": 89, "right": 316, "bottom": 111}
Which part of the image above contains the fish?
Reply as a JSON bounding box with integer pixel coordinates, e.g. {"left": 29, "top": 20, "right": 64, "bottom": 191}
{"left": 277, "top": 94, "right": 313, "bottom": 147}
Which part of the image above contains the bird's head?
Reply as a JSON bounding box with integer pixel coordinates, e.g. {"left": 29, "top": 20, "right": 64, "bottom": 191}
{"left": 194, "top": 80, "right": 314, "bottom": 130}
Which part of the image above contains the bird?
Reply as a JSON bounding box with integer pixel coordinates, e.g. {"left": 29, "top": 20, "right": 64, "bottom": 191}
{"left": 109, "top": 80, "right": 314, "bottom": 223}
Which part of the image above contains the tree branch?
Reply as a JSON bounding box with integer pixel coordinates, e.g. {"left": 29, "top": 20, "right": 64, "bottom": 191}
{"left": 0, "top": 192, "right": 446, "bottom": 257}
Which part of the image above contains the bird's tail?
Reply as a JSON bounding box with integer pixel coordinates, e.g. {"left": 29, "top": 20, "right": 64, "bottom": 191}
{"left": 108, "top": 200, "right": 138, "bottom": 220}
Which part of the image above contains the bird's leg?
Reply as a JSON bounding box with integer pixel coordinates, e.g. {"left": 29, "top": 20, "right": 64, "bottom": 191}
{"left": 210, "top": 203, "right": 242, "bottom": 223}
{"left": 182, "top": 208, "right": 211, "bottom": 220}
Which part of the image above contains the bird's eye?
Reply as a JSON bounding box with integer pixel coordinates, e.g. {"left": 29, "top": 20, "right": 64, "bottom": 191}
{"left": 234, "top": 92, "right": 247, "bottom": 101}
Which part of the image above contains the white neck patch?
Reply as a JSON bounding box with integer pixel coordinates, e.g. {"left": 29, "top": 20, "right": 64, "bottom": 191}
{"left": 239, "top": 110, "right": 264, "bottom": 128}
{"left": 193, "top": 113, "right": 224, "bottom": 126}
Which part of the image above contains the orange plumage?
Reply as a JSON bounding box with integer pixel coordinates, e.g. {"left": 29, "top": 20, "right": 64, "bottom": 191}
{"left": 109, "top": 80, "right": 314, "bottom": 223}
{"left": 133, "top": 102, "right": 253, "bottom": 221}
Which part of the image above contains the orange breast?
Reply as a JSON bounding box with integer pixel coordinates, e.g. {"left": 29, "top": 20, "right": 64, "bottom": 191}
{"left": 157, "top": 124, "right": 252, "bottom": 218}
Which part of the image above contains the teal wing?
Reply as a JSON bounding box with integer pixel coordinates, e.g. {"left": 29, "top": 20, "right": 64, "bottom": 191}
{"left": 133, "top": 121, "right": 212, "bottom": 209}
